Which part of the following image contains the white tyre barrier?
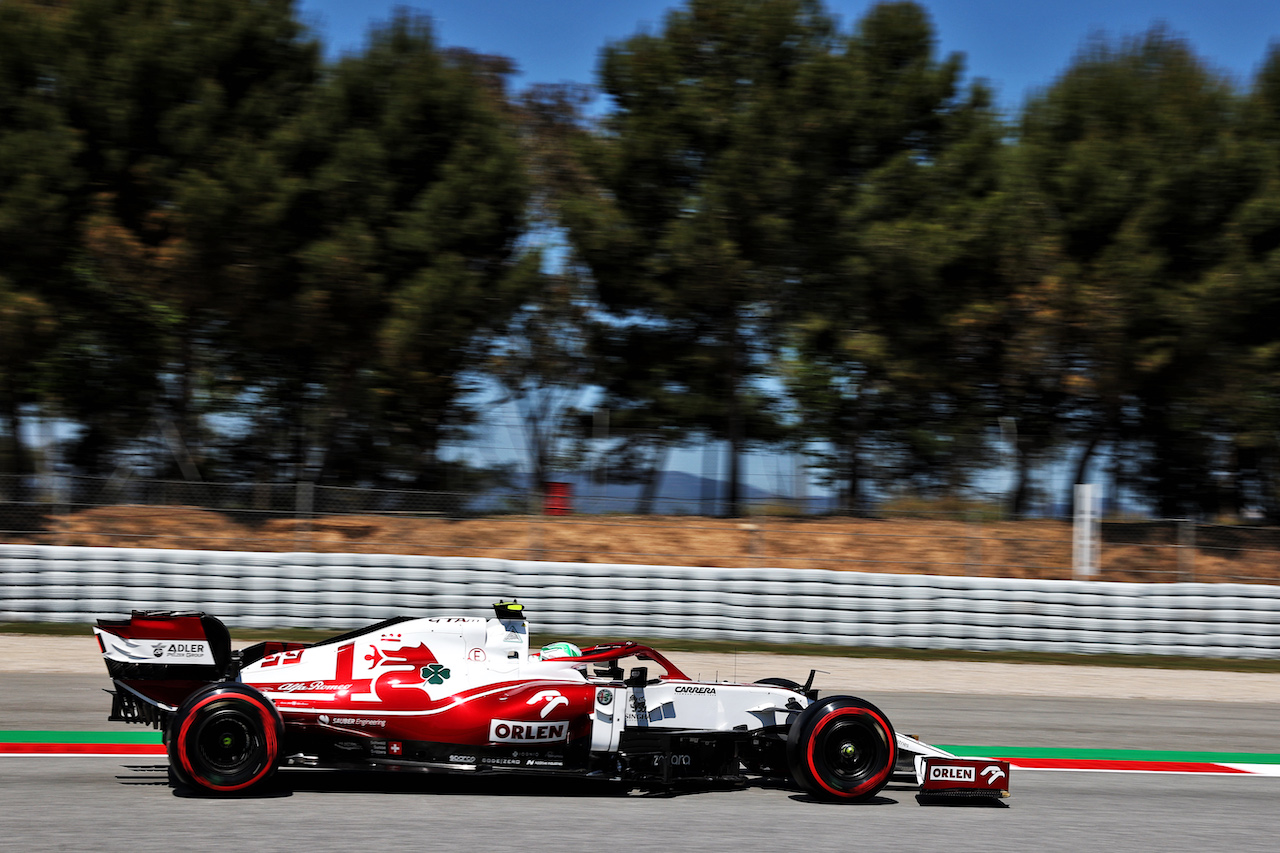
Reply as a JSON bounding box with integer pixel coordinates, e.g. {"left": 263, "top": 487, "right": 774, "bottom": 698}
{"left": 2, "top": 544, "right": 1279, "bottom": 658}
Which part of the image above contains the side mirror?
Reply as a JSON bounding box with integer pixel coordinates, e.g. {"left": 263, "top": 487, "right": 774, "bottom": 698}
{"left": 594, "top": 663, "right": 624, "bottom": 680}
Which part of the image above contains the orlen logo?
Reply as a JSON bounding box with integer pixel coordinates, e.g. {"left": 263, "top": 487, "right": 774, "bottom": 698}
{"left": 489, "top": 720, "right": 568, "bottom": 743}
{"left": 929, "top": 764, "right": 976, "bottom": 782}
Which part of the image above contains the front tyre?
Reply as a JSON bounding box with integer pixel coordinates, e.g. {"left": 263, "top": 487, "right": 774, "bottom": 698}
{"left": 786, "top": 696, "right": 896, "bottom": 802}
{"left": 168, "top": 683, "right": 283, "bottom": 795}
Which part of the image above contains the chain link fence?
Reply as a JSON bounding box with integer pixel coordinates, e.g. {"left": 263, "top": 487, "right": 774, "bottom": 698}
{"left": 3, "top": 474, "right": 1280, "bottom": 584}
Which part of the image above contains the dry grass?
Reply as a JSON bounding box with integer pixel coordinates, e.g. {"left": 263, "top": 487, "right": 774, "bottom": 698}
{"left": 11, "top": 504, "right": 1280, "bottom": 584}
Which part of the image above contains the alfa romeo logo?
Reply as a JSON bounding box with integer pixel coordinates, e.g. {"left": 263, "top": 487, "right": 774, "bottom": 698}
{"left": 598, "top": 689, "right": 613, "bottom": 706}
{"left": 422, "top": 663, "right": 451, "bottom": 685}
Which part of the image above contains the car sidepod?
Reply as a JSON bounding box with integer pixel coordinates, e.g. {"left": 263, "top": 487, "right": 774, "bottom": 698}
{"left": 606, "top": 680, "right": 806, "bottom": 786}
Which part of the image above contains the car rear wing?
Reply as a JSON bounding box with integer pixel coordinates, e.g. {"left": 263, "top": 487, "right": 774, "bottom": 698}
{"left": 94, "top": 610, "right": 236, "bottom": 721}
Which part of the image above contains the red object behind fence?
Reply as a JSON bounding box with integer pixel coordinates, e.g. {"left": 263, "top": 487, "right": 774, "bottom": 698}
{"left": 544, "top": 482, "right": 572, "bottom": 515}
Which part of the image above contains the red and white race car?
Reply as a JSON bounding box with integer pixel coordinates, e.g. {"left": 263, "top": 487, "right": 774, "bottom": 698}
{"left": 94, "top": 601, "right": 1009, "bottom": 803}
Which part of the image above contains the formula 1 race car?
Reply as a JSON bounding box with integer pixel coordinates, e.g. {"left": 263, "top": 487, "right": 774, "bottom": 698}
{"left": 94, "top": 602, "right": 1009, "bottom": 803}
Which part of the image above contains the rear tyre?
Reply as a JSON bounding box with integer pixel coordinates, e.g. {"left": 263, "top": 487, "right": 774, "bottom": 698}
{"left": 167, "top": 683, "right": 282, "bottom": 795}
{"left": 786, "top": 696, "right": 896, "bottom": 802}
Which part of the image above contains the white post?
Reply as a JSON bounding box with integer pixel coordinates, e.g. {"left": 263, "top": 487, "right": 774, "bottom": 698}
{"left": 1073, "top": 483, "right": 1100, "bottom": 578}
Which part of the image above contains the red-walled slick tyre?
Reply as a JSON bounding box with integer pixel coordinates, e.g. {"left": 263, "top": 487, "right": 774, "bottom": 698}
{"left": 786, "top": 696, "right": 897, "bottom": 802}
{"left": 167, "top": 683, "right": 283, "bottom": 795}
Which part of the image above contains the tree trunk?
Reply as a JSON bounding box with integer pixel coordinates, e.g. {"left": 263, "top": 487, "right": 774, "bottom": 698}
{"left": 843, "top": 440, "right": 863, "bottom": 516}
{"left": 1008, "top": 443, "right": 1030, "bottom": 518}
{"left": 635, "top": 442, "right": 668, "bottom": 515}
{"left": 1223, "top": 440, "right": 1248, "bottom": 521}
{"left": 701, "top": 442, "right": 718, "bottom": 516}
{"left": 0, "top": 372, "right": 30, "bottom": 502}
{"left": 726, "top": 421, "right": 742, "bottom": 517}
{"left": 1067, "top": 430, "right": 1104, "bottom": 514}
{"left": 725, "top": 318, "right": 743, "bottom": 518}
{"left": 523, "top": 404, "right": 550, "bottom": 511}
{"left": 174, "top": 321, "right": 200, "bottom": 478}
{"left": 1265, "top": 449, "right": 1280, "bottom": 525}
{"left": 1109, "top": 439, "right": 1123, "bottom": 517}
{"left": 414, "top": 430, "right": 443, "bottom": 491}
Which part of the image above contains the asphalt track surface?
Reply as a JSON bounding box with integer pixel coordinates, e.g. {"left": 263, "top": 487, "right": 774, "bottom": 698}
{"left": 5, "top": 672, "right": 1280, "bottom": 853}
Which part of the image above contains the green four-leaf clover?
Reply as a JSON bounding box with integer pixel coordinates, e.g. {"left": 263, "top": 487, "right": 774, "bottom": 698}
{"left": 422, "top": 663, "right": 451, "bottom": 684}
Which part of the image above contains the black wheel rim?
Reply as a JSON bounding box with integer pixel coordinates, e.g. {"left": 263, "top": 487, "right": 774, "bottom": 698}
{"left": 816, "top": 718, "right": 883, "bottom": 786}
{"left": 193, "top": 707, "right": 261, "bottom": 779}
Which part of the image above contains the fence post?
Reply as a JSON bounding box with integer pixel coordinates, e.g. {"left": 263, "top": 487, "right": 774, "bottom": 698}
{"left": 1178, "top": 520, "right": 1195, "bottom": 581}
{"left": 1073, "top": 483, "right": 1100, "bottom": 579}
{"left": 966, "top": 508, "right": 983, "bottom": 575}
{"left": 296, "top": 480, "right": 314, "bottom": 552}
{"left": 528, "top": 492, "right": 542, "bottom": 561}
{"left": 756, "top": 511, "right": 766, "bottom": 567}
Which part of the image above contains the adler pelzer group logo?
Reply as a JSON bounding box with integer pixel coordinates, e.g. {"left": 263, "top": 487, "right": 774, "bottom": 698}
{"left": 148, "top": 641, "right": 212, "bottom": 663}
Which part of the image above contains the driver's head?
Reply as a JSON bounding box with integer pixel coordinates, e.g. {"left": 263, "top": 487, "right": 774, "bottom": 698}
{"left": 539, "top": 641, "right": 582, "bottom": 660}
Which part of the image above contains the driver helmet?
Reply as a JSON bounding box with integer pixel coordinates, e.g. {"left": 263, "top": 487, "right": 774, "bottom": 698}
{"left": 539, "top": 641, "right": 582, "bottom": 660}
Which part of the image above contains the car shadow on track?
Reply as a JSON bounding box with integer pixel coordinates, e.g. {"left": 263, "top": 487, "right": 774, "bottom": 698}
{"left": 115, "top": 764, "right": 956, "bottom": 806}
{"left": 115, "top": 763, "right": 173, "bottom": 787}
{"left": 914, "top": 793, "right": 1009, "bottom": 808}
{"left": 114, "top": 767, "right": 630, "bottom": 800}
{"left": 268, "top": 770, "right": 633, "bottom": 799}
{"left": 113, "top": 763, "right": 297, "bottom": 798}
{"left": 786, "top": 793, "right": 898, "bottom": 806}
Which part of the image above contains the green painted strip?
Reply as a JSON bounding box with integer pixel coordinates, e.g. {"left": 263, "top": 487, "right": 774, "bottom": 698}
{"left": 3, "top": 733, "right": 1278, "bottom": 766}
{"left": 937, "top": 745, "right": 1280, "bottom": 765}
{"left": 0, "top": 731, "right": 161, "bottom": 745}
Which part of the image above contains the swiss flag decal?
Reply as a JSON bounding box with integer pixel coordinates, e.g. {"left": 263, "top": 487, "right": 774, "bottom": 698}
{"left": 388, "top": 741, "right": 403, "bottom": 756}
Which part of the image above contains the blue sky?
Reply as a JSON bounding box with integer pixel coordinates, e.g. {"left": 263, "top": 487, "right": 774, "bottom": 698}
{"left": 298, "top": 0, "right": 1280, "bottom": 115}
